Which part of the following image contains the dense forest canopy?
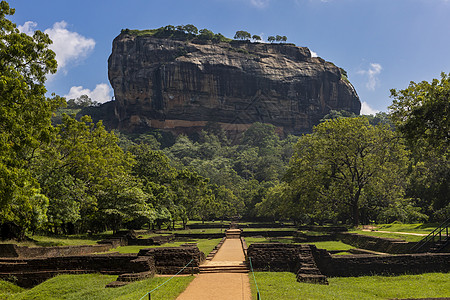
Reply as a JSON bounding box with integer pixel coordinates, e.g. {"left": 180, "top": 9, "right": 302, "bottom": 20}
{"left": 0, "top": 1, "right": 448, "bottom": 239}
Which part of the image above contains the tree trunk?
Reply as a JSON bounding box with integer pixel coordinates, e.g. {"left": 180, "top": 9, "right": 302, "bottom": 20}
{"left": 352, "top": 188, "right": 362, "bottom": 227}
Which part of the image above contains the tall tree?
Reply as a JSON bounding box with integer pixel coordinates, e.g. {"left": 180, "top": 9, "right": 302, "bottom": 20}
{"left": 32, "top": 115, "right": 135, "bottom": 233}
{"left": 252, "top": 35, "right": 262, "bottom": 42}
{"left": 390, "top": 73, "right": 450, "bottom": 220}
{"left": 286, "top": 117, "right": 410, "bottom": 226}
{"left": 234, "top": 30, "right": 251, "bottom": 40}
{"left": 0, "top": 1, "right": 61, "bottom": 236}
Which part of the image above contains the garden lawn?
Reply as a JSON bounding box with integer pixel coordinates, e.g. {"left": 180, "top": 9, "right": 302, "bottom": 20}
{"left": 241, "top": 227, "right": 296, "bottom": 232}
{"left": 1, "top": 273, "right": 193, "bottom": 300}
{"left": 373, "top": 222, "right": 438, "bottom": 234}
{"left": 250, "top": 272, "right": 450, "bottom": 300}
{"left": 0, "top": 232, "right": 113, "bottom": 247}
{"left": 110, "top": 238, "right": 222, "bottom": 256}
{"left": 244, "top": 237, "right": 354, "bottom": 251}
{"left": 348, "top": 230, "right": 423, "bottom": 242}
{"left": 0, "top": 281, "right": 23, "bottom": 299}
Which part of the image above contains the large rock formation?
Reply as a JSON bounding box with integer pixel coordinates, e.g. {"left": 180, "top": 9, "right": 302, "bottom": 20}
{"left": 107, "top": 32, "right": 360, "bottom": 135}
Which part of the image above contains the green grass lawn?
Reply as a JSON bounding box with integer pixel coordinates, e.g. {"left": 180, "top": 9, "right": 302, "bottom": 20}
{"left": 348, "top": 222, "right": 440, "bottom": 242}
{"left": 165, "top": 228, "right": 225, "bottom": 234}
{"left": 1, "top": 273, "right": 194, "bottom": 300}
{"left": 348, "top": 230, "right": 423, "bottom": 242}
{"left": 109, "top": 238, "right": 222, "bottom": 256}
{"left": 374, "top": 222, "right": 439, "bottom": 234}
{"left": 250, "top": 272, "right": 450, "bottom": 300}
{"left": 0, "top": 233, "right": 111, "bottom": 247}
{"left": 241, "top": 227, "right": 296, "bottom": 232}
{"left": 244, "top": 237, "right": 354, "bottom": 251}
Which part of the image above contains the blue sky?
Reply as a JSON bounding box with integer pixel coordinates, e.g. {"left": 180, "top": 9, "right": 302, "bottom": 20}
{"left": 8, "top": 0, "right": 450, "bottom": 114}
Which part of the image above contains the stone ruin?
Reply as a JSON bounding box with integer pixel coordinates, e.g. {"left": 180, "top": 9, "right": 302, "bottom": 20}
{"left": 247, "top": 243, "right": 450, "bottom": 285}
{"left": 0, "top": 245, "right": 204, "bottom": 288}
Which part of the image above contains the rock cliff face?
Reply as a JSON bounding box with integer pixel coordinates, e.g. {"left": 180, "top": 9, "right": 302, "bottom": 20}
{"left": 108, "top": 32, "right": 360, "bottom": 135}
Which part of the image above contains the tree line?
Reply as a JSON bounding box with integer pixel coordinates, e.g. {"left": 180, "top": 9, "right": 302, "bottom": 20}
{"left": 1, "top": 1, "right": 448, "bottom": 240}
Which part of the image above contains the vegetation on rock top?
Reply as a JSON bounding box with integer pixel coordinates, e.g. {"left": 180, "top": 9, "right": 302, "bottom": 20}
{"left": 121, "top": 25, "right": 289, "bottom": 44}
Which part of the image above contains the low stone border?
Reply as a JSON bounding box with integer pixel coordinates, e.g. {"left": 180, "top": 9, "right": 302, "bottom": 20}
{"left": 206, "top": 237, "right": 226, "bottom": 261}
{"left": 336, "top": 232, "right": 419, "bottom": 254}
{"left": 0, "top": 243, "right": 113, "bottom": 258}
{"left": 314, "top": 248, "right": 450, "bottom": 277}
{"left": 241, "top": 230, "right": 296, "bottom": 237}
{"left": 0, "top": 245, "right": 204, "bottom": 288}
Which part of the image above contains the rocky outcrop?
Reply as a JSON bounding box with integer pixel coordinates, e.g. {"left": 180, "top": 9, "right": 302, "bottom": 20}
{"left": 107, "top": 32, "right": 361, "bottom": 134}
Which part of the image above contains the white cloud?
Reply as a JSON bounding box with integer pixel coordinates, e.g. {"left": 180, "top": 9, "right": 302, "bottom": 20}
{"left": 19, "top": 20, "right": 95, "bottom": 73}
{"left": 360, "top": 101, "right": 380, "bottom": 115}
{"left": 64, "top": 84, "right": 112, "bottom": 104}
{"left": 44, "top": 21, "right": 95, "bottom": 70}
{"left": 18, "top": 21, "right": 37, "bottom": 35}
{"left": 310, "top": 50, "right": 318, "bottom": 57}
{"left": 249, "top": 0, "right": 270, "bottom": 8}
{"left": 358, "top": 63, "right": 382, "bottom": 91}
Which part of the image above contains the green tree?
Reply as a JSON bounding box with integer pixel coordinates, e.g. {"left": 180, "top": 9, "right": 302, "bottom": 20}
{"left": 252, "top": 35, "right": 262, "bottom": 42}
{"left": 390, "top": 73, "right": 450, "bottom": 220}
{"left": 267, "top": 36, "right": 275, "bottom": 43}
{"left": 286, "top": 117, "right": 410, "bottom": 226}
{"left": 234, "top": 30, "right": 251, "bottom": 40}
{"left": 0, "top": 1, "right": 61, "bottom": 236}
{"left": 198, "top": 29, "right": 215, "bottom": 40}
{"left": 390, "top": 72, "right": 449, "bottom": 154}
{"left": 66, "top": 94, "right": 99, "bottom": 108}
{"left": 275, "top": 35, "right": 282, "bottom": 42}
{"left": 183, "top": 24, "right": 198, "bottom": 35}
{"left": 32, "top": 115, "right": 135, "bottom": 233}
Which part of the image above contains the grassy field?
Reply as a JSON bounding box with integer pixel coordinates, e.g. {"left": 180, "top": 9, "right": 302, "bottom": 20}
{"left": 244, "top": 237, "right": 354, "bottom": 251}
{"left": 108, "top": 238, "right": 222, "bottom": 255}
{"left": 347, "top": 222, "right": 439, "bottom": 242}
{"left": 250, "top": 272, "right": 450, "bottom": 300}
{"left": 240, "top": 227, "right": 296, "bottom": 232}
{"left": 0, "top": 233, "right": 111, "bottom": 247}
{"left": 164, "top": 228, "right": 225, "bottom": 234}
{"left": 0, "top": 273, "right": 194, "bottom": 300}
{"left": 348, "top": 230, "right": 424, "bottom": 242}
{"left": 373, "top": 222, "right": 438, "bottom": 234}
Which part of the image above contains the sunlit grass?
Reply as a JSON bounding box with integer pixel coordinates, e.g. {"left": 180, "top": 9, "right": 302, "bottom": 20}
{"left": 250, "top": 272, "right": 450, "bottom": 300}
{"left": 0, "top": 233, "right": 111, "bottom": 247}
{"left": 1, "top": 273, "right": 194, "bottom": 300}
{"left": 348, "top": 230, "right": 423, "bottom": 242}
{"left": 110, "top": 238, "right": 222, "bottom": 256}
{"left": 244, "top": 237, "right": 354, "bottom": 251}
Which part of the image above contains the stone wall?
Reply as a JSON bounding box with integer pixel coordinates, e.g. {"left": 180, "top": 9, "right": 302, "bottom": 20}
{"left": 314, "top": 249, "right": 450, "bottom": 277}
{"left": 174, "top": 233, "right": 224, "bottom": 239}
{"left": 241, "top": 231, "right": 296, "bottom": 238}
{"left": 138, "top": 246, "right": 205, "bottom": 274}
{"left": 297, "top": 225, "right": 347, "bottom": 232}
{"left": 247, "top": 243, "right": 302, "bottom": 272}
{"left": 128, "top": 234, "right": 175, "bottom": 246}
{"left": 0, "top": 243, "right": 113, "bottom": 258}
{"left": 247, "top": 242, "right": 450, "bottom": 279}
{"left": 336, "top": 232, "right": 419, "bottom": 254}
{"left": 187, "top": 224, "right": 230, "bottom": 229}
{"left": 0, "top": 254, "right": 154, "bottom": 287}
{"left": 239, "top": 223, "right": 297, "bottom": 229}
{"left": 294, "top": 232, "right": 336, "bottom": 242}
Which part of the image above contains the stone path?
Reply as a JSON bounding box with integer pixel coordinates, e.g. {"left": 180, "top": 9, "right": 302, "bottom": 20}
{"left": 176, "top": 234, "right": 251, "bottom": 300}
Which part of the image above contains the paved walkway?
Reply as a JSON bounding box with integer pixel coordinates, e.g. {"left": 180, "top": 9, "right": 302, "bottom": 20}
{"left": 176, "top": 238, "right": 251, "bottom": 300}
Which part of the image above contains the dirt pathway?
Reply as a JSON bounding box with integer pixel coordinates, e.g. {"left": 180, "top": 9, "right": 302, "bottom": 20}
{"left": 176, "top": 238, "right": 251, "bottom": 300}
